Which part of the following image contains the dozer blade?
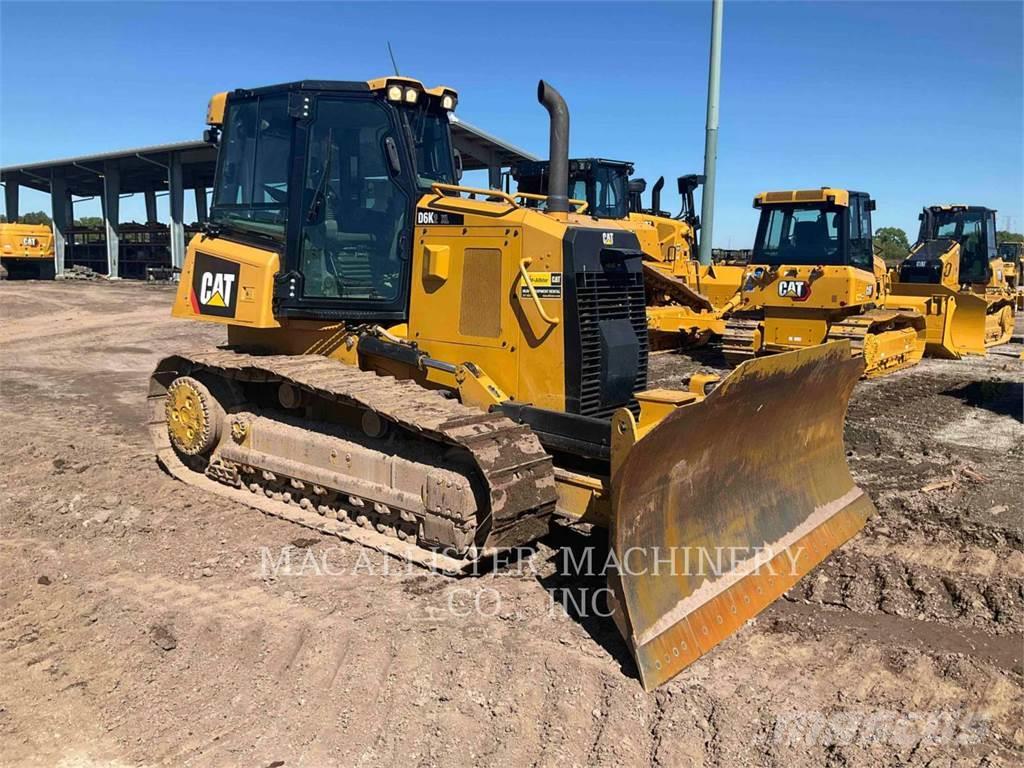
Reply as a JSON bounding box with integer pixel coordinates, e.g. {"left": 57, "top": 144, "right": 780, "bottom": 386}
{"left": 950, "top": 293, "right": 989, "bottom": 355}
{"left": 607, "top": 341, "right": 875, "bottom": 690}
{"left": 884, "top": 284, "right": 987, "bottom": 358}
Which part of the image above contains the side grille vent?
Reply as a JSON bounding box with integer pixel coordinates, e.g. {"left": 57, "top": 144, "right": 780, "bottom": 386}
{"left": 575, "top": 270, "right": 648, "bottom": 418}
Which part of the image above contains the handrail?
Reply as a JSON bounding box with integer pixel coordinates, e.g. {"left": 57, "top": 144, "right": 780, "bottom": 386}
{"left": 517, "top": 257, "right": 561, "bottom": 326}
{"left": 427, "top": 183, "right": 589, "bottom": 217}
{"left": 430, "top": 182, "right": 518, "bottom": 207}
{"left": 513, "top": 191, "right": 589, "bottom": 214}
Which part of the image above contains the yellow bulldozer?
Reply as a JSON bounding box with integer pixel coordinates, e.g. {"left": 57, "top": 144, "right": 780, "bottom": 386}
{"left": 510, "top": 160, "right": 741, "bottom": 346}
{"left": 720, "top": 188, "right": 927, "bottom": 377}
{"left": 150, "top": 77, "right": 873, "bottom": 690}
{"left": 997, "top": 239, "right": 1024, "bottom": 311}
{"left": 627, "top": 174, "right": 745, "bottom": 345}
{"left": 0, "top": 222, "right": 56, "bottom": 279}
{"left": 887, "top": 206, "right": 1015, "bottom": 349}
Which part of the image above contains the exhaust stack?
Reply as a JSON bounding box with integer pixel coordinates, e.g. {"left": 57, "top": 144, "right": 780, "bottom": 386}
{"left": 651, "top": 176, "right": 665, "bottom": 215}
{"left": 537, "top": 80, "right": 570, "bottom": 215}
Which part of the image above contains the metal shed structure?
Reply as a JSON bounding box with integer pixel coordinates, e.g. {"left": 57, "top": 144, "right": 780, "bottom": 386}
{"left": 1, "top": 116, "right": 537, "bottom": 278}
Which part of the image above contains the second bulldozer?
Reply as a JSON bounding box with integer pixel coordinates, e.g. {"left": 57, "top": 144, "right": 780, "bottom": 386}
{"left": 888, "top": 205, "right": 1015, "bottom": 349}
{"left": 721, "top": 188, "right": 926, "bottom": 377}
{"left": 997, "top": 239, "right": 1024, "bottom": 311}
{"left": 511, "top": 159, "right": 741, "bottom": 346}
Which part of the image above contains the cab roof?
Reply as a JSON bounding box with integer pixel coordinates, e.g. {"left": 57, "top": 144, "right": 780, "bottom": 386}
{"left": 513, "top": 157, "right": 635, "bottom": 177}
{"left": 206, "top": 77, "right": 458, "bottom": 125}
{"left": 924, "top": 204, "right": 997, "bottom": 214}
{"left": 753, "top": 188, "right": 856, "bottom": 207}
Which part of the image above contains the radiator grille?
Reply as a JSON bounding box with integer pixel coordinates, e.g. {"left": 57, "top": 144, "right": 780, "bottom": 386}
{"left": 575, "top": 270, "right": 648, "bottom": 418}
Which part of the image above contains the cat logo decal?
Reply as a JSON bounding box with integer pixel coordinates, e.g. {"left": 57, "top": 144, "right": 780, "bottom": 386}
{"left": 190, "top": 253, "right": 240, "bottom": 318}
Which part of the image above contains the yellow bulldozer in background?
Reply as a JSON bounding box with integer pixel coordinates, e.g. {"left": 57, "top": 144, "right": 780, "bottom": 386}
{"left": 0, "top": 222, "right": 56, "bottom": 280}
{"left": 510, "top": 160, "right": 742, "bottom": 347}
{"left": 627, "top": 174, "right": 745, "bottom": 346}
{"left": 889, "top": 206, "right": 1015, "bottom": 348}
{"left": 720, "top": 188, "right": 926, "bottom": 377}
{"left": 149, "top": 76, "right": 873, "bottom": 690}
{"left": 997, "top": 239, "right": 1024, "bottom": 311}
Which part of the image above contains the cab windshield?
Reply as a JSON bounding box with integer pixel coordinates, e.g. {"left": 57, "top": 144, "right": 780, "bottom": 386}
{"left": 929, "top": 210, "right": 990, "bottom": 283}
{"left": 568, "top": 164, "right": 629, "bottom": 219}
{"left": 753, "top": 204, "right": 844, "bottom": 266}
{"left": 401, "top": 106, "right": 455, "bottom": 189}
{"left": 998, "top": 242, "right": 1021, "bottom": 259}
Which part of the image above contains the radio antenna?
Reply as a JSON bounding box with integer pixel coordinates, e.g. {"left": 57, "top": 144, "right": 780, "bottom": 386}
{"left": 387, "top": 41, "right": 400, "bottom": 76}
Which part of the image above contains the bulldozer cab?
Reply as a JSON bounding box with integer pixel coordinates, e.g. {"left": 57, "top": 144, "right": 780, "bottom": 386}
{"left": 917, "top": 205, "right": 998, "bottom": 286}
{"left": 206, "top": 79, "right": 458, "bottom": 323}
{"left": 512, "top": 158, "right": 633, "bottom": 219}
{"left": 752, "top": 189, "right": 875, "bottom": 272}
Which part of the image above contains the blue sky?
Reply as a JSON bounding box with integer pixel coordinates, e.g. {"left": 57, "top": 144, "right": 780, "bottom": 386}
{"left": 2, "top": 1, "right": 1021, "bottom": 246}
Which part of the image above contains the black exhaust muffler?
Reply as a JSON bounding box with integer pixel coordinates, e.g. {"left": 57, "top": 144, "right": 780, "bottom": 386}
{"left": 537, "top": 80, "right": 570, "bottom": 214}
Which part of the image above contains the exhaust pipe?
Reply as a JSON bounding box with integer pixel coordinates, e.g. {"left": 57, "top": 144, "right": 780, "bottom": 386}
{"left": 651, "top": 176, "right": 665, "bottom": 215}
{"left": 537, "top": 80, "right": 570, "bottom": 215}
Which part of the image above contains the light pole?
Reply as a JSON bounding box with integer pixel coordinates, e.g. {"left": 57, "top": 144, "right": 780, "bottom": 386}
{"left": 698, "top": 0, "right": 724, "bottom": 265}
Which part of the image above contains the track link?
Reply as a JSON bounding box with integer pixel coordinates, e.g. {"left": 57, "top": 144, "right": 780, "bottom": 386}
{"left": 149, "top": 349, "right": 557, "bottom": 574}
{"left": 826, "top": 309, "right": 925, "bottom": 377}
{"left": 721, "top": 317, "right": 760, "bottom": 367}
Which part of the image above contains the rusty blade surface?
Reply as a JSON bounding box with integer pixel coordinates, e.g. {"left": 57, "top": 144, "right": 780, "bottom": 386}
{"left": 608, "top": 341, "right": 875, "bottom": 690}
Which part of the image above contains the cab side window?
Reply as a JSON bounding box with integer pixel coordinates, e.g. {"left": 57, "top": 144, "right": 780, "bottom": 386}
{"left": 211, "top": 95, "right": 291, "bottom": 238}
{"left": 848, "top": 195, "right": 873, "bottom": 271}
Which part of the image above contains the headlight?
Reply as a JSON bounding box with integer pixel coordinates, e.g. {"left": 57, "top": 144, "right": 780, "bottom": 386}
{"left": 386, "top": 85, "right": 403, "bottom": 102}
{"left": 441, "top": 94, "right": 456, "bottom": 110}
{"left": 404, "top": 87, "right": 419, "bottom": 104}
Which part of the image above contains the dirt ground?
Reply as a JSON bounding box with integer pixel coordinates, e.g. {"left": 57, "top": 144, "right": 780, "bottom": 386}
{"left": 1, "top": 279, "right": 1021, "bottom": 768}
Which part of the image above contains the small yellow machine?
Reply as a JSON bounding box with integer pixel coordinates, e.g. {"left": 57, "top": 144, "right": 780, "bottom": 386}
{"left": 882, "top": 209, "right": 994, "bottom": 357}
{"left": 997, "top": 240, "right": 1024, "bottom": 310}
{"left": 721, "top": 189, "right": 926, "bottom": 377}
{"left": 151, "top": 78, "right": 872, "bottom": 690}
{"left": 892, "top": 206, "right": 1016, "bottom": 347}
{"left": 0, "top": 222, "right": 56, "bottom": 279}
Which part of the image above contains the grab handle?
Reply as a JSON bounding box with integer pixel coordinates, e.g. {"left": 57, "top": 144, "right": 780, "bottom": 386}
{"left": 518, "top": 257, "right": 560, "bottom": 326}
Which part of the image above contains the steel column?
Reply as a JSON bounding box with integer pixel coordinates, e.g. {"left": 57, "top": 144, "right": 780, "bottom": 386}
{"left": 698, "top": 0, "right": 724, "bottom": 265}
{"left": 144, "top": 190, "right": 158, "bottom": 223}
{"left": 194, "top": 186, "right": 208, "bottom": 223}
{"left": 50, "top": 173, "right": 71, "bottom": 276}
{"left": 168, "top": 153, "right": 185, "bottom": 269}
{"left": 102, "top": 161, "right": 121, "bottom": 277}
{"left": 4, "top": 180, "right": 19, "bottom": 222}
{"left": 488, "top": 164, "right": 502, "bottom": 192}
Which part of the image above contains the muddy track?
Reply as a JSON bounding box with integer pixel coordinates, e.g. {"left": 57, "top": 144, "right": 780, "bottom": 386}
{"left": 1, "top": 281, "right": 1022, "bottom": 767}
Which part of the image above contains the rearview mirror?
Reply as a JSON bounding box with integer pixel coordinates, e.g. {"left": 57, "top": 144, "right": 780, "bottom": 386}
{"left": 454, "top": 150, "right": 463, "bottom": 182}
